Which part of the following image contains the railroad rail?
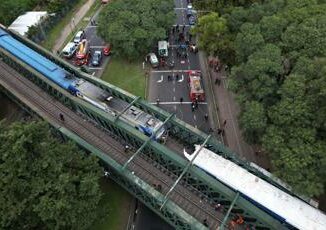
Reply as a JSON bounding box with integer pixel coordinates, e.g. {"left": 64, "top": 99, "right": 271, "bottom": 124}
{"left": 0, "top": 60, "right": 226, "bottom": 229}
{"left": 0, "top": 26, "right": 313, "bottom": 230}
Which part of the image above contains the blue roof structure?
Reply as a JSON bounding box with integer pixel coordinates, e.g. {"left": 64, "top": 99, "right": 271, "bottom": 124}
{"left": 0, "top": 28, "right": 76, "bottom": 90}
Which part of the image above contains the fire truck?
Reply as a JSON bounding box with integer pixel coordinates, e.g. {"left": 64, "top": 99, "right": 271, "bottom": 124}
{"left": 188, "top": 70, "right": 205, "bottom": 102}
{"left": 75, "top": 39, "right": 90, "bottom": 66}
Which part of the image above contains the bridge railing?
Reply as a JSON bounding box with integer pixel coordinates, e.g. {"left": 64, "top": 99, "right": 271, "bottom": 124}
{"left": 0, "top": 27, "right": 296, "bottom": 229}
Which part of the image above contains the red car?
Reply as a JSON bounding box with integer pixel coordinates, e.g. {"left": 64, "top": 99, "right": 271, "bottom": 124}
{"left": 103, "top": 44, "right": 111, "bottom": 56}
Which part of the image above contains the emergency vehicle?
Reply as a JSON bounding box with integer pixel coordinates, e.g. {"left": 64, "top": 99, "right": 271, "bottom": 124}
{"left": 75, "top": 39, "right": 90, "bottom": 65}
{"left": 188, "top": 70, "right": 205, "bottom": 102}
{"left": 158, "top": 40, "right": 169, "bottom": 57}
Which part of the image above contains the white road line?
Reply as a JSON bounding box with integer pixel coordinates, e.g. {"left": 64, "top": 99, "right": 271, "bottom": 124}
{"left": 173, "top": 96, "right": 176, "bottom": 101}
{"left": 157, "top": 75, "right": 163, "bottom": 83}
{"left": 152, "top": 70, "right": 189, "bottom": 73}
{"left": 178, "top": 74, "right": 184, "bottom": 82}
{"left": 87, "top": 25, "right": 98, "bottom": 28}
{"left": 88, "top": 67, "right": 102, "bottom": 70}
{"left": 150, "top": 102, "right": 207, "bottom": 105}
{"left": 174, "top": 105, "right": 177, "bottom": 111}
{"left": 174, "top": 8, "right": 186, "bottom": 10}
{"left": 172, "top": 24, "right": 192, "bottom": 27}
{"left": 173, "top": 88, "right": 175, "bottom": 92}
{"left": 194, "top": 115, "right": 196, "bottom": 121}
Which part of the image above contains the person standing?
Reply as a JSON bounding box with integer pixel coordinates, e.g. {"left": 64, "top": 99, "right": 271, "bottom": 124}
{"left": 204, "top": 113, "right": 208, "bottom": 121}
{"left": 180, "top": 97, "right": 183, "bottom": 103}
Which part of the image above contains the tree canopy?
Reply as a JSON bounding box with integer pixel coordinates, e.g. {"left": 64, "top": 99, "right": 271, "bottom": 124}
{"left": 193, "top": 0, "right": 326, "bottom": 196}
{"left": 97, "top": 0, "right": 175, "bottom": 60}
{"left": 0, "top": 121, "right": 104, "bottom": 229}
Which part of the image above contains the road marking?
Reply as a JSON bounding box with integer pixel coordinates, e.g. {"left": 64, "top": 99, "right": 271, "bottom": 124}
{"left": 174, "top": 105, "right": 177, "bottom": 111}
{"left": 173, "top": 88, "right": 175, "bottom": 92}
{"left": 174, "top": 8, "right": 187, "bottom": 10}
{"left": 172, "top": 24, "right": 192, "bottom": 27}
{"left": 88, "top": 67, "right": 102, "bottom": 70}
{"left": 173, "top": 96, "right": 176, "bottom": 101}
{"left": 195, "top": 125, "right": 198, "bottom": 129}
{"left": 194, "top": 115, "right": 196, "bottom": 121}
{"left": 152, "top": 70, "right": 189, "bottom": 73}
{"left": 90, "top": 46, "right": 105, "bottom": 48}
{"left": 150, "top": 102, "right": 207, "bottom": 105}
{"left": 178, "top": 74, "right": 184, "bottom": 82}
{"left": 87, "top": 25, "right": 98, "bottom": 28}
{"left": 157, "top": 75, "right": 163, "bottom": 83}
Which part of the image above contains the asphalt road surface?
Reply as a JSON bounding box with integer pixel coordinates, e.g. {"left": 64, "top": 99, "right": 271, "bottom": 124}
{"left": 62, "top": 8, "right": 110, "bottom": 78}
{"left": 148, "top": 0, "right": 211, "bottom": 133}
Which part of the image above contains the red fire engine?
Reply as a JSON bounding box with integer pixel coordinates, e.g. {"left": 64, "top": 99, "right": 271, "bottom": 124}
{"left": 75, "top": 39, "right": 90, "bottom": 66}
{"left": 188, "top": 70, "right": 205, "bottom": 102}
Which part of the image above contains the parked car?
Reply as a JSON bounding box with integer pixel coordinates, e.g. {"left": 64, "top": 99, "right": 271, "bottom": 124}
{"left": 187, "top": 3, "right": 192, "bottom": 9}
{"left": 73, "top": 30, "right": 85, "bottom": 44}
{"left": 91, "top": 50, "right": 102, "bottom": 66}
{"left": 62, "top": 42, "right": 77, "bottom": 59}
{"left": 103, "top": 44, "right": 112, "bottom": 56}
{"left": 186, "top": 8, "right": 193, "bottom": 17}
{"left": 147, "top": 53, "right": 159, "bottom": 68}
{"left": 188, "top": 15, "right": 196, "bottom": 25}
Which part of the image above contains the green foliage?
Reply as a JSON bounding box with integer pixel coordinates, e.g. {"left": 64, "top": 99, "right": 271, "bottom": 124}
{"left": 218, "top": 0, "right": 326, "bottom": 196}
{"left": 0, "top": 121, "right": 104, "bottom": 229}
{"left": 97, "top": 0, "right": 175, "bottom": 60}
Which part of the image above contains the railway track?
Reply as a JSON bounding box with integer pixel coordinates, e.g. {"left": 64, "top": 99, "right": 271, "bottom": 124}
{"left": 0, "top": 60, "right": 231, "bottom": 229}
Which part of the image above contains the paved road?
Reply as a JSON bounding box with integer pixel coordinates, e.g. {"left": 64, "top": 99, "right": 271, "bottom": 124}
{"left": 148, "top": 0, "right": 211, "bottom": 133}
{"left": 61, "top": 8, "right": 111, "bottom": 78}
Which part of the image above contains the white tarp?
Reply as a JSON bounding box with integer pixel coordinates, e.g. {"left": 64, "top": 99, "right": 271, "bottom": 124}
{"left": 8, "top": 11, "right": 48, "bottom": 36}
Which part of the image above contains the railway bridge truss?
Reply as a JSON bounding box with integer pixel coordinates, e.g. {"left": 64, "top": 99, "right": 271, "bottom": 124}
{"left": 0, "top": 28, "right": 313, "bottom": 230}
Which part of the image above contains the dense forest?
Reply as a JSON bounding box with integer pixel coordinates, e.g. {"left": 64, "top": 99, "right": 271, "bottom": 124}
{"left": 194, "top": 0, "right": 326, "bottom": 197}
{"left": 0, "top": 122, "right": 105, "bottom": 229}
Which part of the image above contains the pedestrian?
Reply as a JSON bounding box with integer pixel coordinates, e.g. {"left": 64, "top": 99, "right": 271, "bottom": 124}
{"left": 182, "top": 25, "right": 185, "bottom": 32}
{"left": 215, "top": 203, "right": 222, "bottom": 211}
{"left": 204, "top": 113, "right": 208, "bottom": 121}
{"left": 180, "top": 97, "right": 183, "bottom": 103}
{"left": 176, "top": 24, "right": 179, "bottom": 32}
{"left": 189, "top": 33, "right": 192, "bottom": 41}
{"left": 156, "top": 98, "right": 160, "bottom": 105}
{"left": 124, "top": 144, "right": 130, "bottom": 153}
{"left": 191, "top": 103, "right": 195, "bottom": 112}
{"left": 209, "top": 127, "right": 214, "bottom": 133}
{"left": 217, "top": 128, "right": 223, "bottom": 135}
{"left": 59, "top": 113, "right": 65, "bottom": 122}
{"left": 203, "top": 218, "right": 209, "bottom": 227}
{"left": 157, "top": 184, "right": 162, "bottom": 191}
{"left": 223, "top": 119, "right": 227, "bottom": 127}
{"left": 168, "top": 75, "right": 171, "bottom": 81}
{"left": 215, "top": 78, "right": 221, "bottom": 85}
{"left": 176, "top": 74, "right": 179, "bottom": 81}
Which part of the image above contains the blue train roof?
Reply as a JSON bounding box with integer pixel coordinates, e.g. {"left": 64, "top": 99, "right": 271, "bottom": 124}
{"left": 0, "top": 28, "right": 76, "bottom": 90}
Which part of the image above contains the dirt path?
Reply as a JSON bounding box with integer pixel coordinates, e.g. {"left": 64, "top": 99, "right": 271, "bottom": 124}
{"left": 52, "top": 0, "right": 96, "bottom": 53}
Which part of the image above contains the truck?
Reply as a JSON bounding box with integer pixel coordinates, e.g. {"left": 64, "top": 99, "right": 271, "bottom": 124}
{"left": 158, "top": 40, "right": 169, "bottom": 57}
{"left": 188, "top": 70, "right": 205, "bottom": 102}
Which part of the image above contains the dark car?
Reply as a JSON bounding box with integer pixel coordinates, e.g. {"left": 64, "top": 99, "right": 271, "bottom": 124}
{"left": 91, "top": 50, "right": 102, "bottom": 66}
{"left": 189, "top": 15, "right": 196, "bottom": 25}
{"left": 186, "top": 8, "right": 193, "bottom": 17}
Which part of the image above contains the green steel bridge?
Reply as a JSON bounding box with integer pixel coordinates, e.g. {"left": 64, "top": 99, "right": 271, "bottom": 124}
{"left": 0, "top": 28, "right": 304, "bottom": 230}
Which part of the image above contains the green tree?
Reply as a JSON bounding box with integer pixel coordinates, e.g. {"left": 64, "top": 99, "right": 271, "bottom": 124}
{"left": 192, "top": 12, "right": 230, "bottom": 59}
{"left": 239, "top": 101, "right": 267, "bottom": 144}
{"left": 234, "top": 23, "right": 265, "bottom": 63}
{"left": 97, "top": 0, "right": 174, "bottom": 60}
{"left": 259, "top": 15, "right": 288, "bottom": 43}
{"left": 0, "top": 121, "right": 104, "bottom": 229}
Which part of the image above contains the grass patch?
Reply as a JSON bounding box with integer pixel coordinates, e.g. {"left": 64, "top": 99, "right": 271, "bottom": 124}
{"left": 101, "top": 58, "right": 146, "bottom": 98}
{"left": 41, "top": 0, "right": 90, "bottom": 50}
{"left": 91, "top": 179, "right": 132, "bottom": 230}
{"left": 59, "top": 0, "right": 101, "bottom": 51}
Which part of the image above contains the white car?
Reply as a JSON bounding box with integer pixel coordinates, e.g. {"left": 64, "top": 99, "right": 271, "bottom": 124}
{"left": 187, "top": 3, "right": 192, "bottom": 9}
{"left": 62, "top": 42, "right": 77, "bottom": 58}
{"left": 73, "top": 31, "right": 85, "bottom": 44}
{"left": 147, "top": 53, "right": 159, "bottom": 68}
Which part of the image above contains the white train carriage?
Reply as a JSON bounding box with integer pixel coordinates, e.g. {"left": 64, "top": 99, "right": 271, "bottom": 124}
{"left": 184, "top": 145, "right": 326, "bottom": 230}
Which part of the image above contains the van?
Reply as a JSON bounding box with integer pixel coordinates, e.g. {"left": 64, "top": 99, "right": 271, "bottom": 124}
{"left": 148, "top": 53, "right": 159, "bottom": 68}
{"left": 73, "top": 31, "right": 85, "bottom": 44}
{"left": 62, "top": 42, "right": 77, "bottom": 58}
